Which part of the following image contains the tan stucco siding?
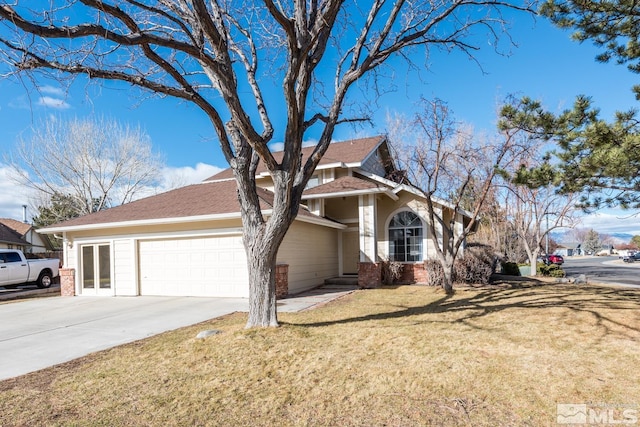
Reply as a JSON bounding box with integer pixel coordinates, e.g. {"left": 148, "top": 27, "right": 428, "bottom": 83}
{"left": 456, "top": 211, "right": 465, "bottom": 256}
{"left": 375, "top": 193, "right": 439, "bottom": 261}
{"left": 278, "top": 221, "right": 338, "bottom": 294}
{"left": 324, "top": 197, "right": 359, "bottom": 223}
{"left": 114, "top": 239, "right": 137, "bottom": 296}
{"left": 334, "top": 169, "right": 350, "bottom": 179}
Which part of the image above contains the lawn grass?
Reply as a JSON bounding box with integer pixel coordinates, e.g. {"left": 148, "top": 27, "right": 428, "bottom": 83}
{"left": 1, "top": 280, "right": 639, "bottom": 426}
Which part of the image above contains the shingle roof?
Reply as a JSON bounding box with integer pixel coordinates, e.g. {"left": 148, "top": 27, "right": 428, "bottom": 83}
{"left": 41, "top": 179, "right": 329, "bottom": 231}
{"left": 0, "top": 222, "right": 29, "bottom": 246}
{"left": 0, "top": 218, "right": 31, "bottom": 237}
{"left": 207, "top": 135, "right": 385, "bottom": 181}
{"left": 303, "top": 176, "right": 391, "bottom": 197}
{"left": 42, "top": 180, "right": 257, "bottom": 228}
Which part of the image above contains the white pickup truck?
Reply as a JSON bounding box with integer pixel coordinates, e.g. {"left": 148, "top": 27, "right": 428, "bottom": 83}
{"left": 0, "top": 249, "right": 60, "bottom": 289}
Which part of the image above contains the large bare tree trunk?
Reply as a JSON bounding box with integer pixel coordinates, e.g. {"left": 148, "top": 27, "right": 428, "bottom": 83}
{"left": 245, "top": 230, "right": 280, "bottom": 328}
{"left": 235, "top": 158, "right": 298, "bottom": 328}
{"left": 442, "top": 261, "right": 455, "bottom": 294}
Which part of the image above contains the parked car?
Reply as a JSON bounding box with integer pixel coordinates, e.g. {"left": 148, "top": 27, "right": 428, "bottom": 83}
{"left": 539, "top": 254, "right": 564, "bottom": 265}
{"left": 0, "top": 249, "right": 60, "bottom": 289}
{"left": 623, "top": 252, "right": 640, "bottom": 263}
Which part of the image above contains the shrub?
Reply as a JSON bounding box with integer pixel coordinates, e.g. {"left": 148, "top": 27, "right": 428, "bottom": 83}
{"left": 465, "top": 243, "right": 497, "bottom": 270}
{"left": 424, "top": 259, "right": 445, "bottom": 288}
{"left": 380, "top": 259, "right": 404, "bottom": 285}
{"left": 454, "top": 253, "right": 493, "bottom": 285}
{"left": 501, "top": 262, "right": 521, "bottom": 276}
{"left": 537, "top": 262, "right": 566, "bottom": 278}
{"left": 424, "top": 250, "right": 494, "bottom": 287}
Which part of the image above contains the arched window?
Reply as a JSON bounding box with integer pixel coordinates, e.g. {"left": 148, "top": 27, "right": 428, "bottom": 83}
{"left": 388, "top": 211, "right": 423, "bottom": 262}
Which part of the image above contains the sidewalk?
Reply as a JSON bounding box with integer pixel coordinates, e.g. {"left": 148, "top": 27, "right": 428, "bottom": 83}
{"left": 277, "top": 284, "right": 358, "bottom": 312}
{"left": 0, "top": 284, "right": 61, "bottom": 302}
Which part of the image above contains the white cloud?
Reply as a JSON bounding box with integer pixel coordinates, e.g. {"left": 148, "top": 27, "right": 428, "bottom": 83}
{"left": 269, "top": 142, "right": 284, "bottom": 152}
{"left": 39, "top": 85, "right": 65, "bottom": 96}
{"left": 578, "top": 209, "right": 640, "bottom": 236}
{"left": 159, "top": 162, "right": 224, "bottom": 190}
{"left": 124, "top": 162, "right": 225, "bottom": 201}
{"left": 0, "top": 165, "right": 34, "bottom": 221}
{"left": 37, "top": 96, "right": 71, "bottom": 110}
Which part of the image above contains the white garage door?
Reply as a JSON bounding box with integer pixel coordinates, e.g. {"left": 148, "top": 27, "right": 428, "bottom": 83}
{"left": 138, "top": 236, "right": 249, "bottom": 297}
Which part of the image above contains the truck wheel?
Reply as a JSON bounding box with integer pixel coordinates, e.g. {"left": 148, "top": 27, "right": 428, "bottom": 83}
{"left": 36, "top": 271, "right": 53, "bottom": 289}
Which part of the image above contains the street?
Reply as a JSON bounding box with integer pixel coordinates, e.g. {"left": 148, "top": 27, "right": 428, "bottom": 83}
{"left": 563, "top": 256, "right": 640, "bottom": 287}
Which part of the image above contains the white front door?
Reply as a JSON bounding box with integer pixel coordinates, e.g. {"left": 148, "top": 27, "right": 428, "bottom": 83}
{"left": 80, "top": 244, "right": 112, "bottom": 295}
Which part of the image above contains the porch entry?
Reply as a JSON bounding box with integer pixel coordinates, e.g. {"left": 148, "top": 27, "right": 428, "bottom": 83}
{"left": 341, "top": 230, "right": 359, "bottom": 275}
{"left": 80, "top": 244, "right": 112, "bottom": 295}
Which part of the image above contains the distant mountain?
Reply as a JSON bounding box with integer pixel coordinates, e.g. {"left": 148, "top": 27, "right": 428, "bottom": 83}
{"left": 610, "top": 233, "right": 634, "bottom": 242}
{"left": 551, "top": 230, "right": 634, "bottom": 244}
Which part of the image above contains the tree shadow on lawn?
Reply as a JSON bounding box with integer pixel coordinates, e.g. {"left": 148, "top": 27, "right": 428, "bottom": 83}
{"left": 284, "top": 279, "right": 640, "bottom": 337}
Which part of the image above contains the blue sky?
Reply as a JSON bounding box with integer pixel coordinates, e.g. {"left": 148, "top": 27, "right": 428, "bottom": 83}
{"left": 1, "top": 13, "right": 639, "bottom": 235}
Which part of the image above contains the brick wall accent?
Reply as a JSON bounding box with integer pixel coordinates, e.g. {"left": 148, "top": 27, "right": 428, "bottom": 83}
{"left": 275, "top": 264, "right": 289, "bottom": 298}
{"left": 399, "top": 263, "right": 428, "bottom": 284}
{"left": 60, "top": 268, "right": 76, "bottom": 296}
{"left": 358, "top": 262, "right": 381, "bottom": 288}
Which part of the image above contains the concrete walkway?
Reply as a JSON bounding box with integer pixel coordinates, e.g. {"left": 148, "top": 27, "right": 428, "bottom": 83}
{"left": 0, "top": 285, "right": 356, "bottom": 381}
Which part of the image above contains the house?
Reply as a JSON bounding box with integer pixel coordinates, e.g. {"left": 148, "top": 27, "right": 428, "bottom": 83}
{"left": 0, "top": 218, "right": 54, "bottom": 254}
{"left": 0, "top": 222, "right": 30, "bottom": 251}
{"left": 40, "top": 136, "right": 469, "bottom": 298}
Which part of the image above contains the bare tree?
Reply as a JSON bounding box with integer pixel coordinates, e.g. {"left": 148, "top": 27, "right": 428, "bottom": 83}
{"left": 503, "top": 183, "right": 578, "bottom": 275}
{"left": 389, "top": 99, "right": 527, "bottom": 293}
{"left": 470, "top": 188, "right": 529, "bottom": 263}
{"left": 6, "top": 116, "right": 163, "bottom": 216}
{"left": 0, "top": 1, "right": 535, "bottom": 327}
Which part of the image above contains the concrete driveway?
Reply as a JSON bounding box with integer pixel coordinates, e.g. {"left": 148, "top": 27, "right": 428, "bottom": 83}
{"left": 0, "top": 296, "right": 248, "bottom": 381}
{"left": 0, "top": 285, "right": 356, "bottom": 381}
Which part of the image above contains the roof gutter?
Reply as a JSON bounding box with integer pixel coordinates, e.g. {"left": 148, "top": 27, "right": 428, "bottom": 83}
{"left": 38, "top": 212, "right": 246, "bottom": 234}
{"left": 302, "top": 187, "right": 398, "bottom": 201}
{"left": 39, "top": 208, "right": 346, "bottom": 234}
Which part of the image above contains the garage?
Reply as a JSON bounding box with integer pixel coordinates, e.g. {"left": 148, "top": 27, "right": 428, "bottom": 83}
{"left": 138, "top": 235, "right": 249, "bottom": 297}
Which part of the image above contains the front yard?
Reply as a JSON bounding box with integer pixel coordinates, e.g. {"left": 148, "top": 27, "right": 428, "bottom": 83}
{"left": 1, "top": 280, "right": 639, "bottom": 426}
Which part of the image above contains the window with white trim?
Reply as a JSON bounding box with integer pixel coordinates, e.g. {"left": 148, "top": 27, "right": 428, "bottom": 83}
{"left": 388, "top": 211, "right": 423, "bottom": 262}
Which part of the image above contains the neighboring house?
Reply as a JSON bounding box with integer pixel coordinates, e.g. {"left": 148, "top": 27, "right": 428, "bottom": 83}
{"left": 0, "top": 218, "right": 54, "bottom": 254}
{"left": 556, "top": 242, "right": 587, "bottom": 257}
{"left": 40, "top": 136, "right": 470, "bottom": 298}
{"left": 554, "top": 247, "right": 574, "bottom": 257}
{"left": 0, "top": 222, "right": 29, "bottom": 251}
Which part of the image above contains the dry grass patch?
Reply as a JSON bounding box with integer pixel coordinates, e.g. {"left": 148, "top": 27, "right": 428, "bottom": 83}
{"left": 1, "top": 282, "right": 639, "bottom": 426}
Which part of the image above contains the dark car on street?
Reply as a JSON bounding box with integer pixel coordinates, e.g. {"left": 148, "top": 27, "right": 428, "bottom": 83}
{"left": 623, "top": 252, "right": 640, "bottom": 263}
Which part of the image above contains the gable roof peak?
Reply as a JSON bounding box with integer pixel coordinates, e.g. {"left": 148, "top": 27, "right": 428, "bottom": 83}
{"left": 205, "top": 135, "right": 387, "bottom": 182}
